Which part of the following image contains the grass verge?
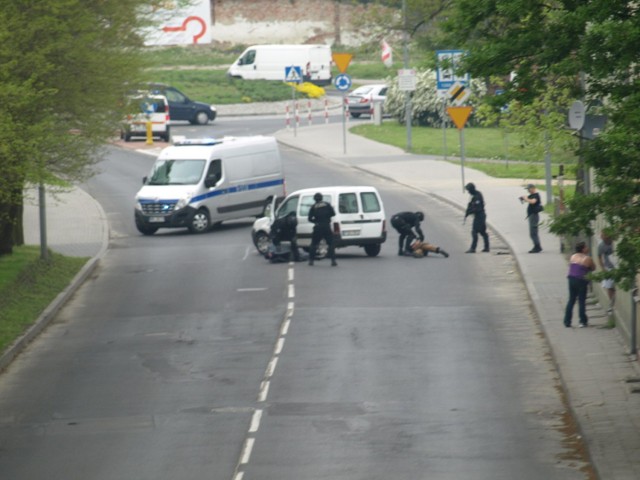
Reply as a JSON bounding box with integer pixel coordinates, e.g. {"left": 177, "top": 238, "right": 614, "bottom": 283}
{"left": 0, "top": 246, "right": 88, "bottom": 353}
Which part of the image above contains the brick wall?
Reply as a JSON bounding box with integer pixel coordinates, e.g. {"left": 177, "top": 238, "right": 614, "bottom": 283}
{"left": 211, "top": 0, "right": 369, "bottom": 46}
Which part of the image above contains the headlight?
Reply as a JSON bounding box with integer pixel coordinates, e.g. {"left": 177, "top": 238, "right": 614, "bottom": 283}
{"left": 210, "top": 105, "right": 217, "bottom": 113}
{"left": 135, "top": 200, "right": 142, "bottom": 211}
{"left": 175, "top": 194, "right": 192, "bottom": 210}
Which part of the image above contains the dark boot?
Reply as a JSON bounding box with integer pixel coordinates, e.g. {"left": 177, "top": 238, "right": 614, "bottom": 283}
{"left": 438, "top": 248, "right": 449, "bottom": 258}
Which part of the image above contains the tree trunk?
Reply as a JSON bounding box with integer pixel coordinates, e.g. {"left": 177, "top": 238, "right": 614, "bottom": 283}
{"left": 0, "top": 186, "right": 24, "bottom": 256}
{"left": 13, "top": 201, "right": 24, "bottom": 246}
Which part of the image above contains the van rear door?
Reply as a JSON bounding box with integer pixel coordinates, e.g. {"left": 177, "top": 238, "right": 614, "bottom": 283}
{"left": 338, "top": 190, "right": 384, "bottom": 239}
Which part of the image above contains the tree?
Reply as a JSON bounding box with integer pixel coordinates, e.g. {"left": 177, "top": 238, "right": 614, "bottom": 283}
{"left": 0, "top": 0, "right": 165, "bottom": 255}
{"left": 349, "top": 0, "right": 455, "bottom": 54}
{"left": 442, "top": 0, "right": 640, "bottom": 289}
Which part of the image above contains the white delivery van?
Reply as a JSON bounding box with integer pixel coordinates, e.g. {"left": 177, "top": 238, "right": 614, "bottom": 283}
{"left": 134, "top": 136, "right": 285, "bottom": 235}
{"left": 121, "top": 93, "right": 171, "bottom": 142}
{"left": 227, "top": 44, "right": 332, "bottom": 86}
{"left": 252, "top": 186, "right": 387, "bottom": 257}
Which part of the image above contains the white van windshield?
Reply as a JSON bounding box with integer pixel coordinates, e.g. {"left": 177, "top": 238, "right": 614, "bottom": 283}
{"left": 147, "top": 159, "right": 205, "bottom": 185}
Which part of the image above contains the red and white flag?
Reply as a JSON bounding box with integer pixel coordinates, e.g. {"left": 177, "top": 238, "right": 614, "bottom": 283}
{"left": 381, "top": 39, "right": 393, "bottom": 68}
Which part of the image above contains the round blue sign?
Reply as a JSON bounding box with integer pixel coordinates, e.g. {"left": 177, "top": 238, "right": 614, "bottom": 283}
{"left": 334, "top": 74, "right": 352, "bottom": 92}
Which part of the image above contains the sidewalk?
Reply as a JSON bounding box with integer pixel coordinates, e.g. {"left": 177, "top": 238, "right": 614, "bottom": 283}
{"left": 274, "top": 122, "right": 640, "bottom": 480}
{"left": 17, "top": 114, "right": 640, "bottom": 479}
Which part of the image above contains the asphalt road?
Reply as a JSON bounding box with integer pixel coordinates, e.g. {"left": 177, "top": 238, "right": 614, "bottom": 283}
{"left": 0, "top": 116, "right": 588, "bottom": 479}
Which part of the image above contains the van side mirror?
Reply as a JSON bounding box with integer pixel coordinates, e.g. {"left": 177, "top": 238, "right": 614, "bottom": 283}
{"left": 142, "top": 176, "right": 147, "bottom": 185}
{"left": 204, "top": 175, "right": 219, "bottom": 188}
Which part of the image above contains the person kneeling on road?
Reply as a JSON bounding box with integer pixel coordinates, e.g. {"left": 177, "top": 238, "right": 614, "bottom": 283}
{"left": 270, "top": 211, "right": 301, "bottom": 262}
{"left": 308, "top": 192, "right": 337, "bottom": 267}
{"left": 410, "top": 240, "right": 449, "bottom": 258}
{"left": 390, "top": 211, "right": 425, "bottom": 256}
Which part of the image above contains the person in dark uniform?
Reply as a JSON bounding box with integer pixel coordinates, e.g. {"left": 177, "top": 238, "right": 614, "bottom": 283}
{"left": 390, "top": 211, "right": 425, "bottom": 256}
{"left": 464, "top": 182, "right": 490, "bottom": 253}
{"left": 270, "top": 211, "right": 300, "bottom": 261}
{"left": 308, "top": 192, "right": 337, "bottom": 266}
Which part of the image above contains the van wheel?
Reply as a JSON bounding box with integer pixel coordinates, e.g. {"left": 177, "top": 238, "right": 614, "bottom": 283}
{"left": 364, "top": 244, "right": 381, "bottom": 257}
{"left": 136, "top": 221, "right": 158, "bottom": 236}
{"left": 253, "top": 231, "right": 270, "bottom": 254}
{"left": 189, "top": 209, "right": 210, "bottom": 233}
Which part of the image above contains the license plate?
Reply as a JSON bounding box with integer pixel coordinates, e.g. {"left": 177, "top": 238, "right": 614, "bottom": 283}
{"left": 342, "top": 230, "right": 360, "bottom": 237}
{"left": 132, "top": 124, "right": 146, "bottom": 132}
{"left": 149, "top": 216, "right": 164, "bottom": 223}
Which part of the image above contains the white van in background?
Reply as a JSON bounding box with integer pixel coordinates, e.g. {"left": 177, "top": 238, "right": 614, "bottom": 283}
{"left": 134, "top": 136, "right": 285, "bottom": 235}
{"left": 252, "top": 186, "right": 387, "bottom": 257}
{"left": 227, "top": 44, "right": 332, "bottom": 86}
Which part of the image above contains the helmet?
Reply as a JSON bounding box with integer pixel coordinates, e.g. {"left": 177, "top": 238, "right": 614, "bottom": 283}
{"left": 465, "top": 182, "right": 476, "bottom": 193}
{"left": 415, "top": 211, "right": 424, "bottom": 221}
{"left": 313, "top": 192, "right": 323, "bottom": 202}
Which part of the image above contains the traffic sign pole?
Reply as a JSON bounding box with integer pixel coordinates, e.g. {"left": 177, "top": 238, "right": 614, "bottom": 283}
{"left": 284, "top": 66, "right": 303, "bottom": 138}
{"left": 342, "top": 92, "right": 347, "bottom": 154}
{"left": 460, "top": 128, "right": 466, "bottom": 193}
{"left": 334, "top": 73, "right": 352, "bottom": 154}
{"left": 291, "top": 85, "right": 297, "bottom": 138}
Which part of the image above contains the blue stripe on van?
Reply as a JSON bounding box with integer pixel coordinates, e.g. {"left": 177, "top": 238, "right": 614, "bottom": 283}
{"left": 190, "top": 178, "right": 284, "bottom": 204}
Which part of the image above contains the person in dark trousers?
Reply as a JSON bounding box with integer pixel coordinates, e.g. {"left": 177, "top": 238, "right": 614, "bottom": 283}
{"left": 597, "top": 229, "right": 616, "bottom": 315}
{"left": 308, "top": 192, "right": 337, "bottom": 266}
{"left": 270, "top": 211, "right": 300, "bottom": 262}
{"left": 390, "top": 211, "right": 425, "bottom": 256}
{"left": 520, "top": 184, "right": 543, "bottom": 253}
{"left": 464, "top": 183, "right": 489, "bottom": 253}
{"left": 564, "top": 241, "right": 595, "bottom": 327}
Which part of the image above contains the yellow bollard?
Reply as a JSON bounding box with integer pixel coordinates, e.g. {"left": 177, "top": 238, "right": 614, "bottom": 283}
{"left": 146, "top": 119, "right": 153, "bottom": 145}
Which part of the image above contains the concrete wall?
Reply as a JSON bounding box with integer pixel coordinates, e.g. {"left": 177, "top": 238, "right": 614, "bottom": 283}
{"left": 211, "top": 0, "right": 371, "bottom": 46}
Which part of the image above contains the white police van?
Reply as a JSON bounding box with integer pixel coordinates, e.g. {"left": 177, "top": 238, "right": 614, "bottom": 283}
{"left": 252, "top": 186, "right": 387, "bottom": 257}
{"left": 135, "top": 136, "right": 285, "bottom": 235}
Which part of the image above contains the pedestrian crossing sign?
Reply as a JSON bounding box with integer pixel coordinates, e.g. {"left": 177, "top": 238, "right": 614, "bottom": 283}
{"left": 284, "top": 66, "right": 303, "bottom": 83}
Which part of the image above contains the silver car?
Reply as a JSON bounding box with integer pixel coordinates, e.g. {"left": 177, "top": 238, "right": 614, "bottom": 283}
{"left": 346, "top": 84, "right": 387, "bottom": 118}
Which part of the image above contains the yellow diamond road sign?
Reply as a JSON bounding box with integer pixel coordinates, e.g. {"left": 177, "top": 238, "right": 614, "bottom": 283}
{"left": 447, "top": 81, "right": 470, "bottom": 106}
{"left": 332, "top": 53, "right": 353, "bottom": 74}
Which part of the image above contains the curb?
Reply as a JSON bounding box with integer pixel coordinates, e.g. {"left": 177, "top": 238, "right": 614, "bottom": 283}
{"left": 0, "top": 193, "right": 110, "bottom": 373}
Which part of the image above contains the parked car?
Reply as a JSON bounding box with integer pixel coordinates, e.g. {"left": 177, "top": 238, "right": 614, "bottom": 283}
{"left": 346, "top": 84, "right": 388, "bottom": 118}
{"left": 147, "top": 83, "right": 217, "bottom": 125}
{"left": 120, "top": 93, "right": 171, "bottom": 142}
{"left": 252, "top": 186, "right": 387, "bottom": 257}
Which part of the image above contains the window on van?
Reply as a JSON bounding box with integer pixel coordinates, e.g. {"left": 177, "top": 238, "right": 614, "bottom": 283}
{"left": 140, "top": 97, "right": 166, "bottom": 114}
{"left": 239, "top": 50, "right": 256, "bottom": 65}
{"left": 205, "top": 159, "right": 222, "bottom": 186}
{"left": 338, "top": 193, "right": 358, "bottom": 214}
{"left": 299, "top": 194, "right": 330, "bottom": 217}
{"left": 360, "top": 192, "right": 381, "bottom": 212}
{"left": 277, "top": 196, "right": 299, "bottom": 219}
{"left": 147, "top": 159, "right": 205, "bottom": 186}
